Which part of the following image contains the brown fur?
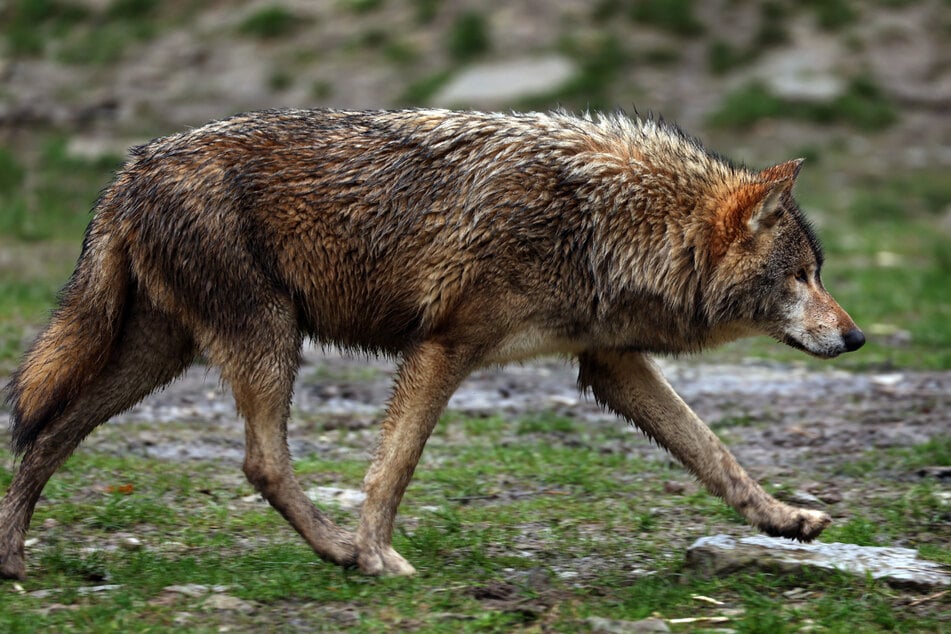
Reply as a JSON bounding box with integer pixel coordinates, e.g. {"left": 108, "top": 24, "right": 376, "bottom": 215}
{"left": 1, "top": 109, "right": 863, "bottom": 579}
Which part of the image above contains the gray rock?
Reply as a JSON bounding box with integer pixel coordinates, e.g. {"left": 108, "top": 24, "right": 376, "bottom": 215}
{"left": 305, "top": 485, "right": 366, "bottom": 510}
{"left": 163, "top": 583, "right": 212, "bottom": 598}
{"left": 585, "top": 617, "right": 670, "bottom": 633}
{"left": 202, "top": 593, "right": 256, "bottom": 613}
{"left": 433, "top": 56, "right": 575, "bottom": 108}
{"left": 686, "top": 534, "right": 950, "bottom": 590}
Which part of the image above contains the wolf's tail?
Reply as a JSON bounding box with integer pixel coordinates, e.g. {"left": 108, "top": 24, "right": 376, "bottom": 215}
{"left": 5, "top": 210, "right": 130, "bottom": 455}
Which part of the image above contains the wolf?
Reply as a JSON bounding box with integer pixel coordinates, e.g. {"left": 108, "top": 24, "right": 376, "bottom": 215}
{"left": 0, "top": 109, "right": 864, "bottom": 579}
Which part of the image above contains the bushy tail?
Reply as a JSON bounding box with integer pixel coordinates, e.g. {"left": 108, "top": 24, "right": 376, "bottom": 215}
{"left": 5, "top": 218, "right": 129, "bottom": 455}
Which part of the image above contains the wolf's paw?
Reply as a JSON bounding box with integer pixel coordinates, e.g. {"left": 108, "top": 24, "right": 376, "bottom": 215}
{"left": 763, "top": 508, "right": 831, "bottom": 542}
{"left": 356, "top": 545, "right": 417, "bottom": 577}
{"left": 0, "top": 542, "right": 26, "bottom": 580}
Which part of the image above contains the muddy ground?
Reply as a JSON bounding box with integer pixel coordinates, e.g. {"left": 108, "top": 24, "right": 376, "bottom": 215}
{"left": 85, "top": 346, "right": 948, "bottom": 476}
{"left": 1, "top": 346, "right": 949, "bottom": 629}
{"left": 3, "top": 346, "right": 950, "bottom": 557}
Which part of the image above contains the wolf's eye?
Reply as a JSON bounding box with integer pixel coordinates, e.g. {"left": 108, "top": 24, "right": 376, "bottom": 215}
{"left": 794, "top": 269, "right": 809, "bottom": 283}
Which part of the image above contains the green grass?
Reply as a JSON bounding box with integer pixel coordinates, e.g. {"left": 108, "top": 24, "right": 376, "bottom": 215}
{"left": 628, "top": 0, "right": 704, "bottom": 36}
{"left": 447, "top": 11, "right": 490, "bottom": 63}
{"left": 3, "top": 0, "right": 91, "bottom": 57}
{"left": 0, "top": 418, "right": 946, "bottom": 632}
{"left": 237, "top": 6, "right": 304, "bottom": 40}
{"left": 709, "top": 77, "right": 897, "bottom": 131}
{"left": 0, "top": 137, "right": 123, "bottom": 241}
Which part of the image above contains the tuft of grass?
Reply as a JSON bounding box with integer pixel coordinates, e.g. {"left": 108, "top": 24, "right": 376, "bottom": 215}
{"left": 237, "top": 6, "right": 302, "bottom": 40}
{"left": 447, "top": 11, "right": 490, "bottom": 63}
{"left": 824, "top": 515, "right": 883, "bottom": 546}
{"left": 412, "top": 0, "right": 440, "bottom": 24}
{"left": 629, "top": 0, "right": 704, "bottom": 37}
{"left": 709, "top": 76, "right": 897, "bottom": 131}
{"left": 343, "top": 0, "right": 385, "bottom": 13}
{"left": 754, "top": 0, "right": 791, "bottom": 48}
{"left": 707, "top": 39, "right": 749, "bottom": 75}
{"left": 0, "top": 147, "right": 26, "bottom": 196}
{"left": 0, "top": 138, "right": 123, "bottom": 241}
{"left": 804, "top": 0, "right": 858, "bottom": 31}
{"left": 398, "top": 69, "right": 453, "bottom": 105}
{"left": 105, "top": 0, "right": 157, "bottom": 21}
{"left": 4, "top": 0, "right": 91, "bottom": 56}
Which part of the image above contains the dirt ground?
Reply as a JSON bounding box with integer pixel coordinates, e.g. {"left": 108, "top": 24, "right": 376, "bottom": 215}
{"left": 1, "top": 346, "right": 949, "bottom": 628}
{"left": 90, "top": 345, "right": 949, "bottom": 477}
{"left": 5, "top": 346, "right": 948, "bottom": 526}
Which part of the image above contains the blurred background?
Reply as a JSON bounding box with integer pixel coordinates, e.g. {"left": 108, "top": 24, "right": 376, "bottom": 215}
{"left": 0, "top": 0, "right": 949, "bottom": 369}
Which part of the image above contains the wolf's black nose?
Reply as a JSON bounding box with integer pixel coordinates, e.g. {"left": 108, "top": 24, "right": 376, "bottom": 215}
{"left": 843, "top": 328, "right": 865, "bottom": 352}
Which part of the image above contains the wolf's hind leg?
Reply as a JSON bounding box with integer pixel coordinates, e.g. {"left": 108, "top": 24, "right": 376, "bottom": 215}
{"left": 578, "top": 350, "right": 830, "bottom": 542}
{"left": 0, "top": 299, "right": 194, "bottom": 579}
{"left": 221, "top": 310, "right": 356, "bottom": 568}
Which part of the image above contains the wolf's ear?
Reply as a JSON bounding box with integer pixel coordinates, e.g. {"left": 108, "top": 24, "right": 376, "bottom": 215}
{"left": 747, "top": 159, "right": 802, "bottom": 233}
{"left": 747, "top": 178, "right": 792, "bottom": 233}
{"left": 759, "top": 158, "right": 804, "bottom": 183}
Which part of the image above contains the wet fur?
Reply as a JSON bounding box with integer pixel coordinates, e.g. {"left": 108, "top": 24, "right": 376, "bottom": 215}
{"left": 2, "top": 109, "right": 861, "bottom": 579}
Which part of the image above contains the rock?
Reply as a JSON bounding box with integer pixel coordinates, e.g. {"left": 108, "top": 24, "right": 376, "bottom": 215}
{"left": 163, "top": 583, "right": 212, "bottom": 598}
{"left": 917, "top": 466, "right": 951, "bottom": 480}
{"left": 432, "top": 56, "right": 575, "bottom": 108}
{"left": 305, "top": 486, "right": 366, "bottom": 510}
{"left": 202, "top": 593, "right": 255, "bottom": 613}
{"left": 748, "top": 29, "right": 846, "bottom": 102}
{"left": 76, "top": 584, "right": 123, "bottom": 595}
{"left": 686, "top": 535, "right": 950, "bottom": 590}
{"left": 120, "top": 536, "right": 143, "bottom": 551}
{"left": 663, "top": 480, "right": 687, "bottom": 495}
{"left": 160, "top": 541, "right": 191, "bottom": 553}
{"left": 585, "top": 616, "right": 670, "bottom": 633}
{"left": 782, "top": 490, "right": 825, "bottom": 508}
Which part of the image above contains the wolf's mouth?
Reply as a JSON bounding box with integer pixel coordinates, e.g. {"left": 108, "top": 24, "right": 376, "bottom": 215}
{"left": 779, "top": 334, "right": 840, "bottom": 359}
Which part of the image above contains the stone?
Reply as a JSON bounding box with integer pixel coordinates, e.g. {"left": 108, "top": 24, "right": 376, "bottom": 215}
{"left": 119, "top": 536, "right": 143, "bottom": 551}
{"left": 686, "top": 534, "right": 950, "bottom": 590}
{"left": 432, "top": 56, "right": 575, "bottom": 108}
{"left": 163, "top": 583, "right": 212, "bottom": 598}
{"left": 202, "top": 593, "right": 255, "bottom": 613}
{"left": 585, "top": 617, "right": 670, "bottom": 633}
{"left": 305, "top": 486, "right": 366, "bottom": 510}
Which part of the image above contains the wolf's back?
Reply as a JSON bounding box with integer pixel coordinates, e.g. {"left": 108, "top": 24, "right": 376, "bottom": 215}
{"left": 5, "top": 206, "right": 129, "bottom": 455}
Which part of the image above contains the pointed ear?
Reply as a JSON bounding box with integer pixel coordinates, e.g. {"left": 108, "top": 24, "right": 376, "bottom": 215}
{"left": 759, "top": 158, "right": 804, "bottom": 183}
{"left": 747, "top": 178, "right": 792, "bottom": 233}
{"left": 745, "top": 159, "right": 801, "bottom": 233}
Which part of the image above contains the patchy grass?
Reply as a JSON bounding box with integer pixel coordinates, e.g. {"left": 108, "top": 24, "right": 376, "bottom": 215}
{"left": 446, "top": 11, "right": 490, "bottom": 63}
{"left": 237, "top": 5, "right": 305, "bottom": 40}
{"left": 0, "top": 414, "right": 946, "bottom": 632}
{"left": 709, "top": 77, "right": 897, "bottom": 131}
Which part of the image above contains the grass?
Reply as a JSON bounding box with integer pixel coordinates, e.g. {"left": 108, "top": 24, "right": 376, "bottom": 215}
{"left": 710, "top": 77, "right": 897, "bottom": 131}
{"left": 447, "top": 11, "right": 490, "bottom": 63}
{"left": 237, "top": 6, "right": 304, "bottom": 40}
{"left": 629, "top": 0, "right": 704, "bottom": 37}
{"left": 3, "top": 0, "right": 91, "bottom": 57}
{"left": 0, "top": 412, "right": 946, "bottom": 632}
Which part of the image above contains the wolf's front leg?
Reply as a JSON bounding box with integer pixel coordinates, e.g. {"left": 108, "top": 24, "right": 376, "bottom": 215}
{"left": 578, "top": 350, "right": 830, "bottom": 541}
{"left": 356, "top": 339, "right": 479, "bottom": 575}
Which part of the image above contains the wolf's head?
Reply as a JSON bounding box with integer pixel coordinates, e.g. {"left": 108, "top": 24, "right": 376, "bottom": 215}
{"left": 704, "top": 159, "right": 864, "bottom": 359}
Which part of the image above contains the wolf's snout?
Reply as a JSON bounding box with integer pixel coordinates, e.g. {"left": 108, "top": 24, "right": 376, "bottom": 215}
{"left": 843, "top": 328, "right": 865, "bottom": 352}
